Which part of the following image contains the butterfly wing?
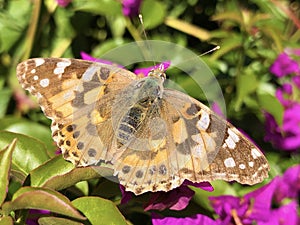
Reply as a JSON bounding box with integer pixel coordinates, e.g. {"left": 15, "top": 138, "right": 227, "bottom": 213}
{"left": 115, "top": 88, "right": 269, "bottom": 195}
{"left": 163, "top": 89, "right": 270, "bottom": 184}
{"left": 17, "top": 58, "right": 138, "bottom": 166}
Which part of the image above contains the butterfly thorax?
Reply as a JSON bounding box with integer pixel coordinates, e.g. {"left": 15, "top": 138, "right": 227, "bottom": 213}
{"left": 116, "top": 69, "right": 165, "bottom": 146}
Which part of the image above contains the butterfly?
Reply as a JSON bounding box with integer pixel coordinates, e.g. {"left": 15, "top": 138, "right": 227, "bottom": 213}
{"left": 17, "top": 58, "right": 270, "bottom": 195}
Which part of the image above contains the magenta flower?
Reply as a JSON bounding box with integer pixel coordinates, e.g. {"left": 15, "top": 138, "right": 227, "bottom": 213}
{"left": 209, "top": 177, "right": 299, "bottom": 225}
{"left": 152, "top": 213, "right": 221, "bottom": 225}
{"left": 270, "top": 52, "right": 299, "bottom": 77}
{"left": 292, "top": 75, "right": 300, "bottom": 88}
{"left": 120, "top": 181, "right": 213, "bottom": 211}
{"left": 144, "top": 181, "right": 213, "bottom": 211}
{"left": 264, "top": 81, "right": 300, "bottom": 151}
{"left": 56, "top": 0, "right": 71, "bottom": 7}
{"left": 26, "top": 209, "right": 51, "bottom": 225}
{"left": 274, "top": 164, "right": 300, "bottom": 203}
{"left": 264, "top": 102, "right": 300, "bottom": 151}
{"left": 275, "top": 83, "right": 293, "bottom": 107}
{"left": 262, "top": 201, "right": 299, "bottom": 225}
{"left": 119, "top": 185, "right": 133, "bottom": 205}
{"left": 122, "top": 0, "right": 142, "bottom": 18}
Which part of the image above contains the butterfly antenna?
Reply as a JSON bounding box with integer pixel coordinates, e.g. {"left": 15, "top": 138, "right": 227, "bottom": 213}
{"left": 199, "top": 46, "right": 220, "bottom": 56}
{"left": 139, "top": 14, "right": 156, "bottom": 66}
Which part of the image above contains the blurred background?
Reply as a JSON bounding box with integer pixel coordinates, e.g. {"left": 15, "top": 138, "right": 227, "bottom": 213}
{"left": 0, "top": 0, "right": 299, "bottom": 224}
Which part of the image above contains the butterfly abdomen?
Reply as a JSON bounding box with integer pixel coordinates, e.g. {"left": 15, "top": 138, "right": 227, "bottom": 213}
{"left": 117, "top": 104, "right": 147, "bottom": 144}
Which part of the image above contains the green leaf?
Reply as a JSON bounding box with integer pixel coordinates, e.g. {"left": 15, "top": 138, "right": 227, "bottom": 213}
{"left": 38, "top": 217, "right": 83, "bottom": 225}
{"left": 141, "top": 0, "right": 166, "bottom": 29}
{"left": 0, "top": 131, "right": 50, "bottom": 177}
{"left": 0, "top": 139, "right": 17, "bottom": 206}
{"left": 0, "top": 0, "right": 31, "bottom": 52}
{"left": 72, "top": 197, "right": 127, "bottom": 225}
{"left": 0, "top": 117, "right": 54, "bottom": 153}
{"left": 0, "top": 215, "right": 14, "bottom": 225}
{"left": 30, "top": 156, "right": 110, "bottom": 190}
{"left": 73, "top": 0, "right": 122, "bottom": 16}
{"left": 0, "top": 89, "right": 12, "bottom": 118}
{"left": 257, "top": 93, "right": 284, "bottom": 126}
{"left": 41, "top": 166, "right": 110, "bottom": 191}
{"left": 107, "top": 16, "right": 126, "bottom": 38}
{"left": 30, "top": 156, "right": 75, "bottom": 187}
{"left": 212, "top": 11, "right": 243, "bottom": 25}
{"left": 210, "top": 34, "right": 243, "bottom": 60}
{"left": 4, "top": 187, "right": 85, "bottom": 220}
{"left": 235, "top": 72, "right": 258, "bottom": 110}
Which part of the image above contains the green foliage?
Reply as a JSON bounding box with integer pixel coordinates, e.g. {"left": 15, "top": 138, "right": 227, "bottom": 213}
{"left": 0, "top": 0, "right": 299, "bottom": 224}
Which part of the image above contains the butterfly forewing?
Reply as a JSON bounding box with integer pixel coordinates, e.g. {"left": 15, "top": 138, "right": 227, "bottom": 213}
{"left": 17, "top": 58, "right": 270, "bottom": 195}
{"left": 17, "top": 58, "right": 138, "bottom": 165}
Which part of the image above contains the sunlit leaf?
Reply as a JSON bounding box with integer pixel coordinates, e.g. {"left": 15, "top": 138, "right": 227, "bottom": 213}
{"left": 257, "top": 93, "right": 284, "bottom": 126}
{"left": 73, "top": 0, "right": 122, "bottom": 16}
{"left": 235, "top": 73, "right": 258, "bottom": 110}
{"left": 0, "top": 131, "right": 50, "bottom": 177}
{"left": 38, "top": 216, "right": 84, "bottom": 225}
{"left": 30, "top": 156, "right": 75, "bottom": 188}
{"left": 0, "top": 139, "right": 17, "bottom": 206}
{"left": 0, "top": 117, "right": 54, "bottom": 153}
{"left": 0, "top": 215, "right": 14, "bottom": 225}
{"left": 72, "top": 197, "right": 127, "bottom": 225}
{"left": 141, "top": 0, "right": 166, "bottom": 29}
{"left": 4, "top": 187, "right": 85, "bottom": 220}
{"left": 165, "top": 17, "right": 210, "bottom": 41}
{"left": 210, "top": 35, "right": 243, "bottom": 60}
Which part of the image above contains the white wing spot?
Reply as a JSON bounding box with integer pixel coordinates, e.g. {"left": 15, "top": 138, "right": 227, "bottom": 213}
{"left": 196, "top": 110, "right": 210, "bottom": 130}
{"left": 228, "top": 128, "right": 240, "bottom": 142}
{"left": 40, "top": 78, "right": 49, "bottom": 87}
{"left": 35, "top": 58, "right": 45, "bottom": 67}
{"left": 239, "top": 164, "right": 246, "bottom": 169}
{"left": 53, "top": 59, "right": 71, "bottom": 75}
{"left": 57, "top": 60, "right": 71, "bottom": 68}
{"left": 224, "top": 157, "right": 236, "bottom": 168}
{"left": 30, "top": 69, "right": 36, "bottom": 74}
{"left": 54, "top": 67, "right": 65, "bottom": 74}
{"left": 223, "top": 128, "right": 240, "bottom": 150}
{"left": 225, "top": 136, "right": 236, "bottom": 149}
{"left": 249, "top": 161, "right": 254, "bottom": 167}
{"left": 251, "top": 148, "right": 261, "bottom": 159}
{"left": 33, "top": 75, "right": 39, "bottom": 80}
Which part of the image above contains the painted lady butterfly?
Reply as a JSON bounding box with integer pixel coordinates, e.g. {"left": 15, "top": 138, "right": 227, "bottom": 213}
{"left": 17, "top": 58, "right": 270, "bottom": 195}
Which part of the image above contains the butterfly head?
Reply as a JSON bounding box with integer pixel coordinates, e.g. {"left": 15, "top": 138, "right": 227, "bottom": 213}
{"left": 147, "top": 64, "right": 166, "bottom": 81}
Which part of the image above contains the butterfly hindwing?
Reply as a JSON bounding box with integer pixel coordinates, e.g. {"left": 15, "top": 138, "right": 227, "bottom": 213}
{"left": 115, "top": 89, "right": 269, "bottom": 194}
{"left": 163, "top": 89, "right": 269, "bottom": 185}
